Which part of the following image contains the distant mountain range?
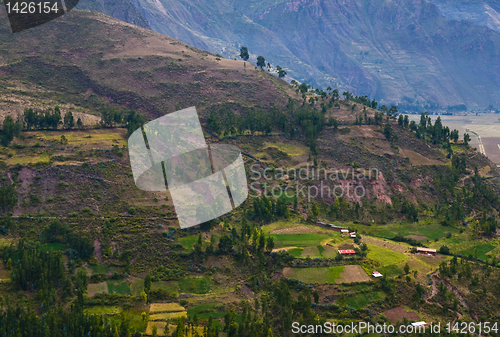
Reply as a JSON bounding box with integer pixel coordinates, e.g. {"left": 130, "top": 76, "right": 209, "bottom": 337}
{"left": 428, "top": 0, "right": 500, "bottom": 32}
{"left": 75, "top": 0, "right": 500, "bottom": 110}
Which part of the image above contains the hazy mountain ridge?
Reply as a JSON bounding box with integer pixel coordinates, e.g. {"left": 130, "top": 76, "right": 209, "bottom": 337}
{"left": 76, "top": 0, "right": 151, "bottom": 29}
{"left": 427, "top": 0, "right": 500, "bottom": 31}
{"left": 72, "top": 0, "right": 500, "bottom": 110}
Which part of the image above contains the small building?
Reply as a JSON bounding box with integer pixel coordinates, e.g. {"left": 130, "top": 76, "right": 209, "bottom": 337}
{"left": 329, "top": 224, "right": 345, "bottom": 232}
{"left": 417, "top": 247, "right": 437, "bottom": 256}
{"left": 350, "top": 232, "right": 357, "bottom": 238}
{"left": 372, "top": 271, "right": 383, "bottom": 278}
{"left": 338, "top": 249, "right": 356, "bottom": 256}
{"left": 316, "top": 221, "right": 326, "bottom": 226}
{"left": 341, "top": 229, "right": 349, "bottom": 234}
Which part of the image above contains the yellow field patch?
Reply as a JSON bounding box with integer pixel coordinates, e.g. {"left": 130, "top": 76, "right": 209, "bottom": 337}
{"left": 146, "top": 323, "right": 204, "bottom": 336}
{"left": 150, "top": 311, "right": 187, "bottom": 321}
{"left": 263, "top": 142, "right": 308, "bottom": 157}
{"left": 6, "top": 153, "right": 50, "bottom": 165}
{"left": 361, "top": 236, "right": 410, "bottom": 254}
{"left": 26, "top": 129, "right": 127, "bottom": 148}
{"left": 149, "top": 303, "right": 185, "bottom": 313}
{"left": 146, "top": 322, "right": 167, "bottom": 335}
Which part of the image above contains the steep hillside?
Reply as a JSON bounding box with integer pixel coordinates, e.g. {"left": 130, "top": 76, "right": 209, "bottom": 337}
{"left": 2, "top": 9, "right": 500, "bottom": 335}
{"left": 77, "top": 0, "right": 500, "bottom": 109}
{"left": 76, "top": 0, "right": 151, "bottom": 29}
{"left": 0, "top": 9, "right": 293, "bottom": 120}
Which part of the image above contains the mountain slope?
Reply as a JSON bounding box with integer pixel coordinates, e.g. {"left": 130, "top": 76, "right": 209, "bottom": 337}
{"left": 76, "top": 0, "right": 151, "bottom": 29}
{"left": 0, "top": 9, "right": 293, "bottom": 120}
{"left": 78, "top": 0, "right": 500, "bottom": 109}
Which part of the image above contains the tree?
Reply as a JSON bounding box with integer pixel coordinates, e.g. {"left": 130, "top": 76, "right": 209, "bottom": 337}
{"left": 338, "top": 293, "right": 346, "bottom": 307}
{"left": 439, "top": 245, "right": 450, "bottom": 255}
{"left": 276, "top": 65, "right": 287, "bottom": 78}
{"left": 152, "top": 324, "right": 158, "bottom": 337}
{"left": 63, "top": 111, "right": 75, "bottom": 129}
{"left": 313, "top": 290, "right": 319, "bottom": 304}
{"left": 311, "top": 201, "right": 320, "bottom": 219}
{"left": 77, "top": 117, "right": 84, "bottom": 129}
{"left": 404, "top": 263, "right": 410, "bottom": 275}
{"left": 239, "top": 46, "right": 249, "bottom": 61}
{"left": 144, "top": 273, "right": 152, "bottom": 294}
{"left": 464, "top": 133, "right": 471, "bottom": 146}
{"left": 383, "top": 122, "right": 393, "bottom": 141}
{"left": 140, "top": 290, "right": 148, "bottom": 304}
{"left": 265, "top": 236, "right": 274, "bottom": 252}
{"left": 0, "top": 184, "right": 17, "bottom": 211}
{"left": 0, "top": 115, "right": 22, "bottom": 146}
{"left": 257, "top": 56, "right": 266, "bottom": 69}
{"left": 388, "top": 105, "right": 398, "bottom": 119}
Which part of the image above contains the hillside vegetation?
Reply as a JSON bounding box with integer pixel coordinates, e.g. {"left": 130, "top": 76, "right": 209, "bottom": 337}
{"left": 1, "top": 9, "right": 500, "bottom": 336}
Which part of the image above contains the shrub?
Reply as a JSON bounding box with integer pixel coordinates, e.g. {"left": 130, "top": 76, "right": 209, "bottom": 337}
{"left": 128, "top": 207, "right": 136, "bottom": 215}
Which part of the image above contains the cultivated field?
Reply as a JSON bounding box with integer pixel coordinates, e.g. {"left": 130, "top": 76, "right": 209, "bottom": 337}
{"left": 283, "top": 265, "right": 370, "bottom": 284}
{"left": 384, "top": 306, "right": 421, "bottom": 324}
{"left": 149, "top": 303, "right": 186, "bottom": 313}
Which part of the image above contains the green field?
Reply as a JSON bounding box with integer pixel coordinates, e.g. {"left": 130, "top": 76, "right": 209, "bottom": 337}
{"left": 179, "top": 276, "right": 211, "bottom": 294}
{"left": 285, "top": 266, "right": 344, "bottom": 284}
{"left": 107, "top": 280, "right": 131, "bottom": 295}
{"left": 88, "top": 264, "right": 124, "bottom": 275}
{"left": 378, "top": 264, "right": 404, "bottom": 278}
{"left": 366, "top": 244, "right": 409, "bottom": 267}
{"left": 461, "top": 244, "right": 496, "bottom": 260}
{"left": 269, "top": 234, "right": 333, "bottom": 248}
{"left": 345, "top": 291, "right": 385, "bottom": 309}
{"left": 131, "top": 278, "right": 144, "bottom": 297}
{"left": 355, "top": 222, "right": 459, "bottom": 242}
{"left": 39, "top": 243, "right": 67, "bottom": 252}
{"left": 287, "top": 248, "right": 303, "bottom": 257}
{"left": 178, "top": 235, "right": 198, "bottom": 251}
{"left": 187, "top": 303, "right": 226, "bottom": 319}
{"left": 84, "top": 306, "right": 122, "bottom": 315}
{"left": 151, "top": 281, "right": 180, "bottom": 295}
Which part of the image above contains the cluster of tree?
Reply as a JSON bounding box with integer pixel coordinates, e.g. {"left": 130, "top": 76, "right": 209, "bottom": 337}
{"left": 432, "top": 164, "right": 499, "bottom": 229}
{"left": 14, "top": 106, "right": 144, "bottom": 138}
{"left": 0, "top": 183, "right": 17, "bottom": 212}
{"left": 239, "top": 46, "right": 287, "bottom": 78}
{"left": 41, "top": 219, "right": 95, "bottom": 259}
{"left": 0, "top": 304, "right": 142, "bottom": 337}
{"left": 0, "top": 115, "right": 23, "bottom": 146}
{"left": 3, "top": 239, "right": 66, "bottom": 292}
{"left": 446, "top": 104, "right": 468, "bottom": 112}
{"left": 342, "top": 91, "right": 378, "bottom": 109}
{"left": 253, "top": 194, "right": 290, "bottom": 222}
{"left": 22, "top": 107, "right": 82, "bottom": 130}
{"left": 206, "top": 102, "right": 325, "bottom": 154}
{"left": 404, "top": 112, "right": 468, "bottom": 147}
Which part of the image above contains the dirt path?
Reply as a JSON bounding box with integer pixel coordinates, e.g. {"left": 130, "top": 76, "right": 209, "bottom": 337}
{"left": 425, "top": 270, "right": 439, "bottom": 302}
{"left": 271, "top": 246, "right": 298, "bottom": 252}
{"left": 426, "top": 270, "right": 478, "bottom": 321}
{"left": 94, "top": 239, "right": 103, "bottom": 263}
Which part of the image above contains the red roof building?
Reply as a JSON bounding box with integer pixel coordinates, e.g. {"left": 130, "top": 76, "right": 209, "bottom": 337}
{"left": 338, "top": 249, "right": 356, "bottom": 255}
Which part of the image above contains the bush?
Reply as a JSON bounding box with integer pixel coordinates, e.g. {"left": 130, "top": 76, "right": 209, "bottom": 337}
{"left": 128, "top": 207, "right": 136, "bottom": 215}
{"left": 439, "top": 245, "right": 450, "bottom": 255}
